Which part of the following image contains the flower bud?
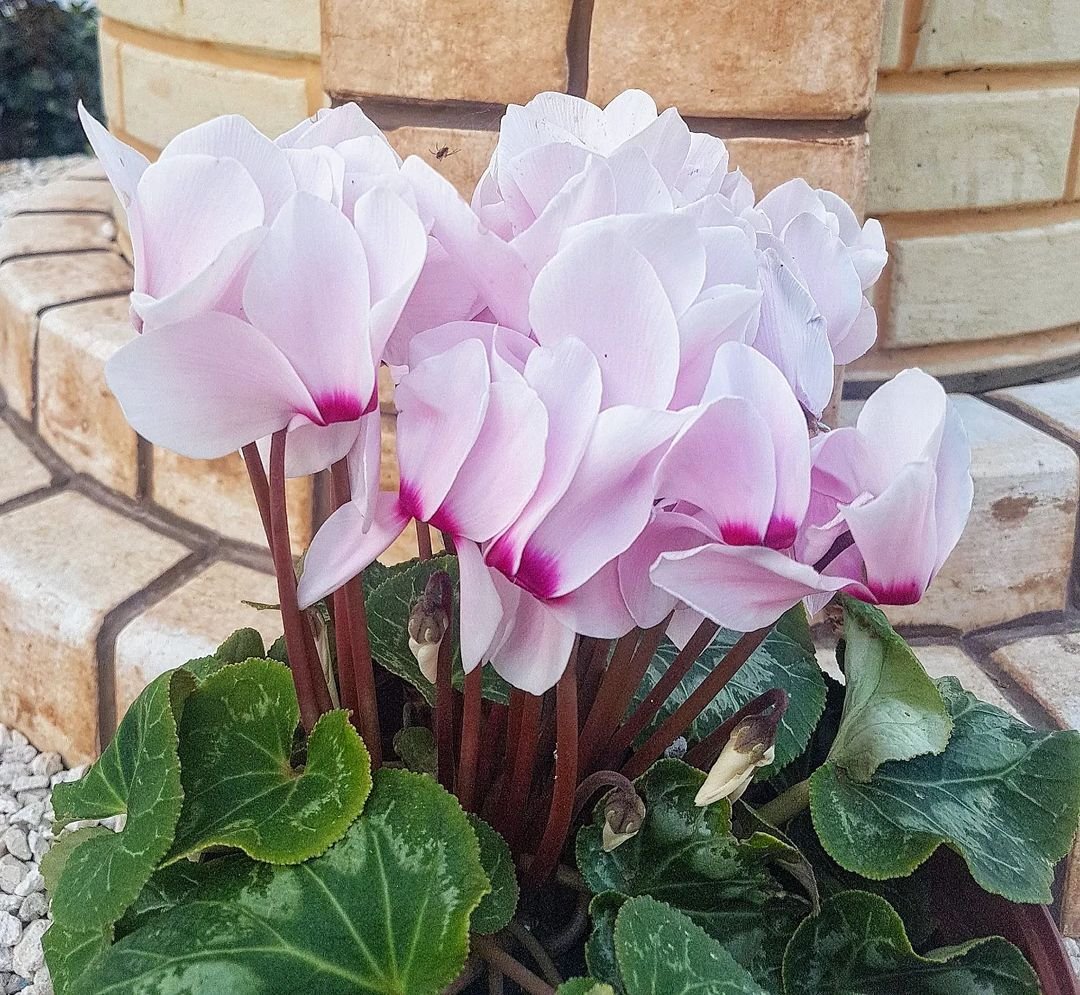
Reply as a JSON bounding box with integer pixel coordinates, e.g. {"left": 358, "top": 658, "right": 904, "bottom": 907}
{"left": 408, "top": 571, "right": 452, "bottom": 684}
{"left": 602, "top": 788, "right": 646, "bottom": 852}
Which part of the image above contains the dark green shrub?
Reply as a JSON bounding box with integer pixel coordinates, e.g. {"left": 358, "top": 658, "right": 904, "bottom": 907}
{"left": 0, "top": 0, "right": 102, "bottom": 159}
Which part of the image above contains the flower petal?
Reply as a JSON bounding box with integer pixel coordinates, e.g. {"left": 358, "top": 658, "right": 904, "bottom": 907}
{"left": 457, "top": 538, "right": 512, "bottom": 672}
{"left": 489, "top": 590, "right": 577, "bottom": 695}
{"left": 79, "top": 104, "right": 148, "bottom": 209}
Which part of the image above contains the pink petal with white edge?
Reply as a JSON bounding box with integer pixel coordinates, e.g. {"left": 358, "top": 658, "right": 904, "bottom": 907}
{"left": 78, "top": 104, "right": 148, "bottom": 209}
{"left": 161, "top": 115, "right": 296, "bottom": 218}
{"left": 407, "top": 321, "right": 534, "bottom": 376}
{"left": 607, "top": 145, "right": 674, "bottom": 213}
{"left": 394, "top": 338, "right": 490, "bottom": 521}
{"left": 353, "top": 187, "right": 428, "bottom": 363}
{"left": 434, "top": 378, "right": 548, "bottom": 542}
{"left": 856, "top": 368, "right": 948, "bottom": 474}
{"left": 619, "top": 107, "right": 691, "bottom": 189}
{"left": 757, "top": 178, "right": 828, "bottom": 233}
{"left": 283, "top": 147, "right": 345, "bottom": 205}
{"left": 297, "top": 493, "right": 410, "bottom": 609}
{"left": 529, "top": 228, "right": 680, "bottom": 409}
{"left": 833, "top": 296, "right": 878, "bottom": 366}
{"left": 652, "top": 543, "right": 847, "bottom": 632}
{"left": 105, "top": 311, "right": 315, "bottom": 460}
{"left": 486, "top": 338, "right": 602, "bottom": 576}
{"left": 243, "top": 192, "right": 374, "bottom": 421}
{"left": 931, "top": 400, "right": 974, "bottom": 572}
{"left": 276, "top": 104, "right": 384, "bottom": 149}
{"left": 403, "top": 156, "right": 533, "bottom": 330}
{"left": 673, "top": 287, "right": 762, "bottom": 407}
{"left": 457, "top": 539, "right": 513, "bottom": 672}
{"left": 515, "top": 406, "right": 687, "bottom": 599}
{"left": 841, "top": 460, "right": 939, "bottom": 605}
{"left": 346, "top": 411, "right": 384, "bottom": 530}
{"left": 546, "top": 556, "right": 635, "bottom": 639}
{"left": 131, "top": 154, "right": 265, "bottom": 302}
{"left": 489, "top": 591, "right": 577, "bottom": 695}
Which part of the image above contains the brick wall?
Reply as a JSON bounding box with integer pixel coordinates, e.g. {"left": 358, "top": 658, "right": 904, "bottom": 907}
{"left": 854, "top": 0, "right": 1080, "bottom": 392}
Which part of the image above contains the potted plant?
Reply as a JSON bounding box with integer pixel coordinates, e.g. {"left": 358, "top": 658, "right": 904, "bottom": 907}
{"left": 41, "top": 91, "right": 1080, "bottom": 994}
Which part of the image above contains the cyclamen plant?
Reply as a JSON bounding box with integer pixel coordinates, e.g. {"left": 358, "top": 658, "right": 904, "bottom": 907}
{"left": 40, "top": 92, "right": 1080, "bottom": 994}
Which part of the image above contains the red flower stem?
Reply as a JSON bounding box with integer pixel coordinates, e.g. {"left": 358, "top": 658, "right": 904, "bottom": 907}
{"left": 241, "top": 444, "right": 273, "bottom": 540}
{"left": 604, "top": 618, "right": 720, "bottom": 766}
{"left": 416, "top": 519, "right": 433, "bottom": 560}
{"left": 435, "top": 618, "right": 456, "bottom": 791}
{"left": 576, "top": 637, "right": 609, "bottom": 723}
{"left": 571, "top": 769, "right": 638, "bottom": 823}
{"left": 682, "top": 687, "right": 789, "bottom": 770}
{"left": 474, "top": 702, "right": 506, "bottom": 804}
{"left": 266, "top": 430, "right": 323, "bottom": 731}
{"left": 471, "top": 936, "right": 555, "bottom": 995}
{"left": 576, "top": 629, "right": 640, "bottom": 771}
{"left": 457, "top": 664, "right": 483, "bottom": 811}
{"left": 814, "top": 530, "right": 855, "bottom": 572}
{"left": 591, "top": 615, "right": 673, "bottom": 772}
{"left": 621, "top": 625, "right": 771, "bottom": 780}
{"left": 328, "top": 467, "right": 359, "bottom": 727}
{"left": 523, "top": 650, "right": 579, "bottom": 888}
{"left": 503, "top": 691, "right": 543, "bottom": 850}
{"left": 329, "top": 460, "right": 382, "bottom": 768}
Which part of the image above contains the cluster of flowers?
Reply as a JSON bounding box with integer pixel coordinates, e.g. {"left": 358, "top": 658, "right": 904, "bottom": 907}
{"left": 84, "top": 89, "right": 973, "bottom": 696}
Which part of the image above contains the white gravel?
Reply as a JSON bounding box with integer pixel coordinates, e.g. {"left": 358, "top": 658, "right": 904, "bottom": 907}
{"left": 0, "top": 723, "right": 84, "bottom": 995}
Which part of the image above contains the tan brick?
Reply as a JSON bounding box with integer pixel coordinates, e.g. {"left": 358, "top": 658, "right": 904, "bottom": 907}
{"left": 37, "top": 297, "right": 139, "bottom": 496}
{"left": 386, "top": 127, "right": 498, "bottom": 199}
{"left": 879, "top": 0, "right": 906, "bottom": 71}
{"left": 869, "top": 88, "right": 1079, "bottom": 213}
{"left": 0, "top": 491, "right": 187, "bottom": 762}
{"left": 114, "top": 560, "right": 281, "bottom": 715}
{"left": 882, "top": 216, "right": 1080, "bottom": 348}
{"left": 10, "top": 180, "right": 114, "bottom": 215}
{"left": 120, "top": 44, "right": 311, "bottom": 149}
{"left": 587, "top": 0, "right": 883, "bottom": 120}
{"left": 876, "top": 396, "right": 1078, "bottom": 630}
{"left": 726, "top": 133, "right": 869, "bottom": 210}
{"left": 63, "top": 160, "right": 108, "bottom": 182}
{"left": 992, "top": 633, "right": 1080, "bottom": 730}
{"left": 323, "top": 0, "right": 571, "bottom": 104}
{"left": 0, "top": 214, "right": 117, "bottom": 264}
{"left": 99, "top": 26, "right": 123, "bottom": 129}
{"left": 153, "top": 449, "right": 313, "bottom": 548}
{"left": 914, "top": 0, "right": 1080, "bottom": 69}
{"left": 99, "top": 0, "right": 320, "bottom": 57}
{"left": 0, "top": 422, "right": 50, "bottom": 505}
{"left": 0, "top": 252, "right": 133, "bottom": 419}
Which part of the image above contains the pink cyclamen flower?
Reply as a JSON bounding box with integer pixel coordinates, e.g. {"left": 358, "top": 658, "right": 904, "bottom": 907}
{"left": 105, "top": 188, "right": 426, "bottom": 477}
{"left": 80, "top": 104, "right": 408, "bottom": 333}
{"left": 799, "top": 368, "right": 973, "bottom": 606}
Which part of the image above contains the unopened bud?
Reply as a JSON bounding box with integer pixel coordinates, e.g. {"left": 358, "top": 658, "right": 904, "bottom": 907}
{"left": 602, "top": 788, "right": 646, "bottom": 852}
{"left": 694, "top": 691, "right": 787, "bottom": 808}
{"left": 408, "top": 571, "right": 452, "bottom": 684}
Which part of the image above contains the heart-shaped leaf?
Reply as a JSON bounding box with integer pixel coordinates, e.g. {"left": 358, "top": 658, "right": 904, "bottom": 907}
{"left": 558, "top": 981, "right": 615, "bottom": 995}
{"left": 74, "top": 768, "right": 489, "bottom": 995}
{"left": 365, "top": 556, "right": 511, "bottom": 704}
{"left": 576, "top": 760, "right": 810, "bottom": 987}
{"left": 634, "top": 607, "right": 824, "bottom": 776}
{"left": 783, "top": 890, "right": 1040, "bottom": 994}
{"left": 811, "top": 677, "right": 1080, "bottom": 903}
{"left": 585, "top": 892, "right": 627, "bottom": 990}
{"left": 827, "top": 597, "right": 952, "bottom": 781}
{"left": 468, "top": 814, "right": 518, "bottom": 934}
{"left": 42, "top": 919, "right": 112, "bottom": 995}
{"left": 50, "top": 668, "right": 195, "bottom": 931}
{"left": 183, "top": 627, "right": 267, "bottom": 681}
{"left": 614, "top": 896, "right": 767, "bottom": 995}
{"left": 167, "top": 658, "right": 371, "bottom": 864}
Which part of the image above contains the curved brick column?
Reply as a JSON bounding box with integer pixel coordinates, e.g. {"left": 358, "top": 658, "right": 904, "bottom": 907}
{"left": 854, "top": 0, "right": 1080, "bottom": 392}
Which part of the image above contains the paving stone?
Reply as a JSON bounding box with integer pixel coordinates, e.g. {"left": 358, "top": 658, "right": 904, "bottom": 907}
{"left": 9, "top": 181, "right": 113, "bottom": 216}
{"left": 913, "top": 0, "right": 1080, "bottom": 68}
{"left": 0, "top": 492, "right": 187, "bottom": 763}
{"left": 992, "top": 373, "right": 1080, "bottom": 444}
{"left": 0, "top": 214, "right": 117, "bottom": 265}
{"left": 152, "top": 449, "right": 313, "bottom": 548}
{"left": 871, "top": 396, "right": 1078, "bottom": 630}
{"left": 991, "top": 632, "right": 1080, "bottom": 731}
{"left": 881, "top": 215, "right": 1080, "bottom": 349}
{"left": 36, "top": 297, "right": 138, "bottom": 497}
{"left": 868, "top": 88, "right": 1079, "bottom": 213}
{"left": 0, "top": 425, "right": 49, "bottom": 507}
{"left": 0, "top": 252, "right": 132, "bottom": 419}
{"left": 907, "top": 644, "right": 1020, "bottom": 716}
{"left": 323, "top": 0, "right": 571, "bottom": 104}
{"left": 879, "top": 0, "right": 905, "bottom": 70}
{"left": 385, "top": 127, "right": 498, "bottom": 199}
{"left": 114, "top": 560, "right": 282, "bottom": 715}
{"left": 587, "top": 0, "right": 883, "bottom": 119}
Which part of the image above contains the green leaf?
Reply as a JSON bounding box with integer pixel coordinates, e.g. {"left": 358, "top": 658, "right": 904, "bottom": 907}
{"left": 40, "top": 827, "right": 111, "bottom": 893}
{"left": 576, "top": 759, "right": 810, "bottom": 987}
{"left": 184, "top": 627, "right": 268, "bottom": 681}
{"left": 559, "top": 981, "right": 615, "bottom": 995}
{"left": 393, "top": 725, "right": 437, "bottom": 775}
{"left": 635, "top": 607, "right": 824, "bottom": 776}
{"left": 50, "top": 668, "right": 195, "bottom": 931}
{"left": 365, "top": 556, "right": 511, "bottom": 704}
{"left": 167, "top": 658, "right": 371, "bottom": 864}
{"left": 782, "top": 890, "right": 1040, "bottom": 994}
{"left": 42, "top": 921, "right": 112, "bottom": 995}
{"left": 468, "top": 815, "right": 518, "bottom": 934}
{"left": 811, "top": 677, "right": 1080, "bottom": 903}
{"left": 614, "top": 896, "right": 767, "bottom": 995}
{"left": 75, "top": 769, "right": 489, "bottom": 995}
{"left": 827, "top": 597, "right": 952, "bottom": 781}
{"left": 586, "top": 892, "right": 628, "bottom": 991}
{"left": 115, "top": 860, "right": 222, "bottom": 938}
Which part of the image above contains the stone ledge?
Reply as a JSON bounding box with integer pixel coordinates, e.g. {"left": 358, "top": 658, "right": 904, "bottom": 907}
{"left": 0, "top": 214, "right": 117, "bottom": 265}
{"left": 0, "top": 423, "right": 51, "bottom": 507}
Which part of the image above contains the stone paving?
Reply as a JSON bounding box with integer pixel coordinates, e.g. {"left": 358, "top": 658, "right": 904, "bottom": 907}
{"left": 1, "top": 164, "right": 1080, "bottom": 940}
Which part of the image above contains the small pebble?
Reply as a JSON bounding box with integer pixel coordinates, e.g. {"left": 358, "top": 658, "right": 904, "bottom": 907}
{"left": 0, "top": 916, "right": 18, "bottom": 949}
{"left": 0, "top": 859, "right": 26, "bottom": 896}
{"left": 0, "top": 834, "right": 27, "bottom": 865}
{"left": 7, "top": 808, "right": 41, "bottom": 830}
{"left": 13, "top": 875, "right": 42, "bottom": 901}
{"left": 15, "top": 898, "right": 44, "bottom": 926}
{"left": 12, "top": 920, "right": 46, "bottom": 978}
{"left": 26, "top": 758, "right": 58, "bottom": 782}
